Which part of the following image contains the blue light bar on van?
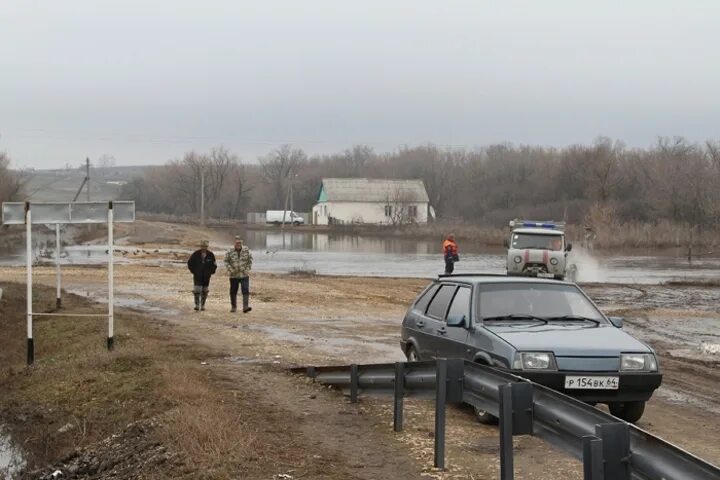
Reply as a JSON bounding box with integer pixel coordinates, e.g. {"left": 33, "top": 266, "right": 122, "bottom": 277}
{"left": 522, "top": 222, "right": 557, "bottom": 229}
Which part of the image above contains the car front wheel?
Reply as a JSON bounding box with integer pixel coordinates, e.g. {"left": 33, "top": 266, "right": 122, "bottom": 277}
{"left": 609, "top": 401, "right": 646, "bottom": 423}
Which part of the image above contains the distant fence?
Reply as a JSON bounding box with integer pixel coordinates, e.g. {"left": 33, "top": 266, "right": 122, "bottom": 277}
{"left": 246, "top": 212, "right": 266, "bottom": 224}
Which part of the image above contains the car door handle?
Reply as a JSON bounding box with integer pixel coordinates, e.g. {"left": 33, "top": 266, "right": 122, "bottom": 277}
{"left": 437, "top": 327, "right": 447, "bottom": 335}
{"left": 416, "top": 320, "right": 425, "bottom": 328}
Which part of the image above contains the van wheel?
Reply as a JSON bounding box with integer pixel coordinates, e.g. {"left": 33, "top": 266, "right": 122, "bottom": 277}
{"left": 474, "top": 407, "right": 498, "bottom": 424}
{"left": 406, "top": 346, "right": 419, "bottom": 362}
{"left": 609, "top": 401, "right": 645, "bottom": 423}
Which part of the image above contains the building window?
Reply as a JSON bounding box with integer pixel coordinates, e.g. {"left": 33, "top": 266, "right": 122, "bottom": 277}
{"left": 408, "top": 205, "right": 417, "bottom": 217}
{"left": 385, "top": 205, "right": 392, "bottom": 217}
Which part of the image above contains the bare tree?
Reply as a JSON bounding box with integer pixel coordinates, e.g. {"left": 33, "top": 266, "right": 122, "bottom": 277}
{"left": 384, "top": 186, "right": 417, "bottom": 226}
{"left": 259, "top": 145, "right": 307, "bottom": 208}
{"left": 0, "top": 152, "right": 25, "bottom": 201}
{"left": 97, "top": 154, "right": 117, "bottom": 169}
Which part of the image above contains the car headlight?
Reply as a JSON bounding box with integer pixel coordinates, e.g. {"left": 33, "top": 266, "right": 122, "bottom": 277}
{"left": 550, "top": 257, "right": 559, "bottom": 265}
{"left": 512, "top": 352, "right": 557, "bottom": 371}
{"left": 513, "top": 256, "right": 522, "bottom": 264}
{"left": 620, "top": 353, "right": 658, "bottom": 372}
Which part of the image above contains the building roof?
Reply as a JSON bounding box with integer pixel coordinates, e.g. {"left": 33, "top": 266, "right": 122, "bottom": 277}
{"left": 319, "top": 178, "right": 429, "bottom": 203}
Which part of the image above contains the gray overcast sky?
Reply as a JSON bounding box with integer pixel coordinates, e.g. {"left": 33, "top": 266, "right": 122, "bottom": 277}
{"left": 1, "top": 1, "right": 719, "bottom": 168}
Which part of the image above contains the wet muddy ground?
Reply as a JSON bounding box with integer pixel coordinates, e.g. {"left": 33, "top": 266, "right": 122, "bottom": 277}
{"left": 1, "top": 220, "right": 719, "bottom": 478}
{"left": 1, "top": 261, "right": 719, "bottom": 476}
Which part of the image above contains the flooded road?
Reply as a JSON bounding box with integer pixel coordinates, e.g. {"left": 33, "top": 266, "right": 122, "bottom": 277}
{"left": 3, "top": 226, "right": 720, "bottom": 285}
{"left": 239, "top": 230, "right": 720, "bottom": 284}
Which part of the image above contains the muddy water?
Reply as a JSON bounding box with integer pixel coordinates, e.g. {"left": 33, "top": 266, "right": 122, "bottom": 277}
{"left": 238, "top": 231, "right": 720, "bottom": 284}
{"left": 2, "top": 228, "right": 720, "bottom": 284}
{"left": 0, "top": 427, "right": 24, "bottom": 480}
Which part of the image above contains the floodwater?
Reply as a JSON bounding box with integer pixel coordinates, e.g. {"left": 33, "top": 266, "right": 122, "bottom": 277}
{"left": 0, "top": 427, "right": 24, "bottom": 480}
{"left": 238, "top": 231, "right": 720, "bottom": 284}
{"left": 2, "top": 229, "right": 719, "bottom": 285}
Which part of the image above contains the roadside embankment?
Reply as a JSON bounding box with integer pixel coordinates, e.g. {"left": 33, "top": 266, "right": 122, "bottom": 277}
{"left": 0, "top": 281, "right": 429, "bottom": 480}
{"left": 0, "top": 283, "right": 262, "bottom": 479}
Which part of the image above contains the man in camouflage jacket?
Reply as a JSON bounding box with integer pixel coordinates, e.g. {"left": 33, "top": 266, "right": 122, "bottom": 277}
{"left": 224, "top": 236, "right": 253, "bottom": 313}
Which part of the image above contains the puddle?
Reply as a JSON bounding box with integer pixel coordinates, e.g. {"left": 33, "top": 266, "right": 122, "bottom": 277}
{"left": 624, "top": 315, "right": 720, "bottom": 349}
{"left": 0, "top": 427, "right": 25, "bottom": 480}
{"left": 224, "top": 355, "right": 268, "bottom": 365}
{"left": 65, "top": 288, "right": 180, "bottom": 316}
{"left": 655, "top": 387, "right": 720, "bottom": 415}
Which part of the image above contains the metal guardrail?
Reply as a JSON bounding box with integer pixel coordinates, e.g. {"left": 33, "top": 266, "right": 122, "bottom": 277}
{"left": 292, "top": 359, "right": 720, "bottom": 480}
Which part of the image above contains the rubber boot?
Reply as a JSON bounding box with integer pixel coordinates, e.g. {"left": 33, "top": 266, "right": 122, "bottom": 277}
{"left": 200, "top": 292, "right": 208, "bottom": 311}
{"left": 230, "top": 294, "right": 237, "bottom": 313}
{"left": 242, "top": 294, "right": 252, "bottom": 313}
{"left": 193, "top": 293, "right": 200, "bottom": 311}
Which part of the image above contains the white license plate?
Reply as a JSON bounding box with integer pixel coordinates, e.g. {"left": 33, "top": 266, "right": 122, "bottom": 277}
{"left": 537, "top": 272, "right": 555, "bottom": 278}
{"left": 564, "top": 376, "right": 619, "bottom": 390}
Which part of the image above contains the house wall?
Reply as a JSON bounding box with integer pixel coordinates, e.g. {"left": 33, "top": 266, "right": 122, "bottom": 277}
{"left": 312, "top": 201, "right": 428, "bottom": 225}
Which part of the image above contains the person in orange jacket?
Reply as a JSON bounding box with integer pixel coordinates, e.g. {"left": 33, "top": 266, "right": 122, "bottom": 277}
{"left": 442, "top": 234, "right": 459, "bottom": 274}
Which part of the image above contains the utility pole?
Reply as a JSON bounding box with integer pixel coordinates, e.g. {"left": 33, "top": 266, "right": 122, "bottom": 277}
{"left": 289, "top": 180, "right": 294, "bottom": 227}
{"left": 281, "top": 178, "right": 290, "bottom": 230}
{"left": 200, "top": 167, "right": 206, "bottom": 226}
{"left": 73, "top": 157, "right": 91, "bottom": 202}
{"left": 86, "top": 157, "right": 90, "bottom": 201}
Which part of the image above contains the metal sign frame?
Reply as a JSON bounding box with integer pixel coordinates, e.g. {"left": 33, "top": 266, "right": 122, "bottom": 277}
{"left": 2, "top": 201, "right": 135, "bottom": 365}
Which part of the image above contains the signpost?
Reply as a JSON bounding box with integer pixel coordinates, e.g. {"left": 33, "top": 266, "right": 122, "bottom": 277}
{"left": 2, "top": 201, "right": 135, "bottom": 365}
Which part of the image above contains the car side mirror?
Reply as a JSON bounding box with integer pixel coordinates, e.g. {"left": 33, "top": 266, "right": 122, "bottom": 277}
{"left": 565, "top": 243, "right": 573, "bottom": 252}
{"left": 608, "top": 316, "right": 624, "bottom": 328}
{"left": 447, "top": 314, "right": 468, "bottom": 329}
{"left": 503, "top": 239, "right": 509, "bottom": 248}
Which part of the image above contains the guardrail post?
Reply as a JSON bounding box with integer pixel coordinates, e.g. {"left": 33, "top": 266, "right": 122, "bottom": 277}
{"left": 596, "top": 423, "right": 631, "bottom": 480}
{"left": 445, "top": 358, "right": 465, "bottom": 403}
{"left": 393, "top": 362, "right": 404, "bottom": 432}
{"left": 499, "top": 384, "right": 514, "bottom": 480}
{"left": 582, "top": 435, "right": 604, "bottom": 480}
{"left": 498, "top": 382, "right": 533, "bottom": 480}
{"left": 510, "top": 383, "right": 533, "bottom": 435}
{"left": 434, "top": 358, "right": 447, "bottom": 470}
{"left": 350, "top": 364, "right": 359, "bottom": 403}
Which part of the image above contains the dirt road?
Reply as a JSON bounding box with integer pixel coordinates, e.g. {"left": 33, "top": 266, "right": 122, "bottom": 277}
{"left": 2, "top": 264, "right": 719, "bottom": 478}
{"left": 1, "top": 221, "right": 719, "bottom": 478}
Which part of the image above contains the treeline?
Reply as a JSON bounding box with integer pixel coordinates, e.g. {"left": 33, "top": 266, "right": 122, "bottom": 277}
{"left": 121, "top": 137, "right": 720, "bottom": 232}
{"left": 0, "top": 152, "right": 24, "bottom": 203}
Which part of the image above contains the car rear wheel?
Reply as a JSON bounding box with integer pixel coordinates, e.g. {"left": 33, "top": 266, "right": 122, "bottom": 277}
{"left": 609, "top": 401, "right": 645, "bottom": 423}
{"left": 406, "top": 345, "right": 419, "bottom": 362}
{"left": 474, "top": 407, "right": 498, "bottom": 425}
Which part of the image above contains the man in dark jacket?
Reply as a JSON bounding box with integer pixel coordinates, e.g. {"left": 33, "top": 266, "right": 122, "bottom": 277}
{"left": 187, "top": 239, "right": 217, "bottom": 311}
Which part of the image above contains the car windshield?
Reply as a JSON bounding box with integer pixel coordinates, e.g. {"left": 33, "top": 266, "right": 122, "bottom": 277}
{"left": 512, "top": 233, "right": 563, "bottom": 251}
{"left": 479, "top": 283, "right": 605, "bottom": 322}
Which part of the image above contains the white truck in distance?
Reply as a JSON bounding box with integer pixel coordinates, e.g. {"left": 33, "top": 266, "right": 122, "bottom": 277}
{"left": 505, "top": 220, "right": 573, "bottom": 280}
{"left": 265, "top": 210, "right": 305, "bottom": 225}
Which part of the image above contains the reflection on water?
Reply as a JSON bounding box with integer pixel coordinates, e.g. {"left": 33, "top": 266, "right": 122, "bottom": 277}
{"left": 241, "top": 231, "right": 720, "bottom": 284}
{"left": 243, "top": 230, "right": 439, "bottom": 255}
{"left": 1, "top": 228, "right": 719, "bottom": 285}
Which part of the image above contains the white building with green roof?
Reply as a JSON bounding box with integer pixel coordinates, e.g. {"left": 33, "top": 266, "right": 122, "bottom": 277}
{"left": 312, "top": 178, "right": 429, "bottom": 225}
